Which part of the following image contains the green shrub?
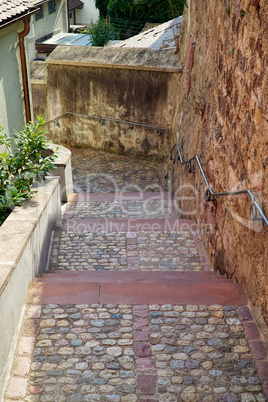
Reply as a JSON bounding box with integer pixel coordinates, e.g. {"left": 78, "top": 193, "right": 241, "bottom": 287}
{"left": 106, "top": 0, "right": 184, "bottom": 40}
{"left": 87, "top": 18, "right": 119, "bottom": 46}
{"left": 0, "top": 116, "right": 58, "bottom": 225}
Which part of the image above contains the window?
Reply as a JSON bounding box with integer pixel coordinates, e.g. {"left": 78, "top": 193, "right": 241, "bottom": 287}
{"left": 35, "top": 4, "right": 43, "bottom": 21}
{"left": 48, "top": 0, "right": 56, "bottom": 14}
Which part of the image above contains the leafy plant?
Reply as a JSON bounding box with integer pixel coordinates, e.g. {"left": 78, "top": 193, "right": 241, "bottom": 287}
{"left": 0, "top": 116, "right": 58, "bottom": 225}
{"left": 240, "top": 9, "right": 246, "bottom": 16}
{"left": 87, "top": 18, "right": 119, "bottom": 46}
{"left": 226, "top": 6, "right": 230, "bottom": 15}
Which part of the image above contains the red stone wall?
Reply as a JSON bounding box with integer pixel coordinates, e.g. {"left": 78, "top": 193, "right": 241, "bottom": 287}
{"left": 171, "top": 0, "right": 268, "bottom": 321}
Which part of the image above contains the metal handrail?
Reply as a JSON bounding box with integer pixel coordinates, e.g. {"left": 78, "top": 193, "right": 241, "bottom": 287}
{"left": 46, "top": 111, "right": 170, "bottom": 137}
{"left": 170, "top": 143, "right": 268, "bottom": 227}
{"left": 46, "top": 111, "right": 268, "bottom": 227}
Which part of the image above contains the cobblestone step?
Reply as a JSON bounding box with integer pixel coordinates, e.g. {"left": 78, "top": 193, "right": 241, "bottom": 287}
{"left": 61, "top": 218, "right": 197, "bottom": 233}
{"left": 29, "top": 271, "right": 247, "bottom": 306}
{"left": 67, "top": 192, "right": 174, "bottom": 202}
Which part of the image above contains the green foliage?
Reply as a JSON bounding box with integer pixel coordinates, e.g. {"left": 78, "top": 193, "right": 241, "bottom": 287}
{"left": 226, "top": 6, "right": 230, "bottom": 15}
{"left": 134, "top": 0, "right": 184, "bottom": 23}
{"left": 240, "top": 9, "right": 246, "bottom": 16}
{"left": 94, "top": 0, "right": 110, "bottom": 18}
{"left": 95, "top": 0, "right": 185, "bottom": 40}
{"left": 108, "top": 0, "right": 135, "bottom": 20}
{"left": 0, "top": 116, "right": 58, "bottom": 225}
{"left": 87, "top": 18, "right": 119, "bottom": 46}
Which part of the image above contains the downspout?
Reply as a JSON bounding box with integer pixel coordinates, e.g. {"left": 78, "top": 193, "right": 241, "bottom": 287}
{"left": 67, "top": 0, "right": 71, "bottom": 32}
{"left": 18, "top": 15, "right": 31, "bottom": 123}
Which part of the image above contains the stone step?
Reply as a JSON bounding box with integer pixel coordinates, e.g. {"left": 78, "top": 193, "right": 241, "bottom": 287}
{"left": 67, "top": 192, "right": 174, "bottom": 202}
{"left": 29, "top": 271, "right": 246, "bottom": 306}
{"left": 35, "top": 270, "right": 233, "bottom": 283}
{"left": 62, "top": 218, "right": 197, "bottom": 232}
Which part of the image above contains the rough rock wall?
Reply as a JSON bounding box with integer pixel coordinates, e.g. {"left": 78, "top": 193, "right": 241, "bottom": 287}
{"left": 171, "top": 0, "right": 268, "bottom": 321}
{"left": 35, "top": 61, "right": 179, "bottom": 164}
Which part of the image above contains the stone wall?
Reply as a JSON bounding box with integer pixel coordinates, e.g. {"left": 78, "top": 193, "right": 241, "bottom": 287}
{"left": 31, "top": 46, "right": 182, "bottom": 164}
{"left": 171, "top": 0, "right": 268, "bottom": 322}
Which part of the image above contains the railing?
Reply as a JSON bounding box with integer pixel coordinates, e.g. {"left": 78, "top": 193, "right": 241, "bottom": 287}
{"left": 46, "top": 112, "right": 170, "bottom": 137}
{"left": 169, "top": 142, "right": 268, "bottom": 227}
{"left": 47, "top": 111, "right": 268, "bottom": 227}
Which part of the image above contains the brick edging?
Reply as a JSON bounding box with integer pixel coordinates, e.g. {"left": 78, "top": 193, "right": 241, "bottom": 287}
{"left": 239, "top": 306, "right": 268, "bottom": 397}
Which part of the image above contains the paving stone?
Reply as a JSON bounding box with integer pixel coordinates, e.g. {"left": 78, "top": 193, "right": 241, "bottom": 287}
{"left": 256, "top": 362, "right": 268, "bottom": 381}
{"left": 249, "top": 341, "right": 267, "bottom": 360}
{"left": 137, "top": 374, "right": 157, "bottom": 395}
{"left": 134, "top": 343, "right": 152, "bottom": 357}
{"left": 6, "top": 377, "right": 27, "bottom": 398}
{"left": 243, "top": 322, "right": 261, "bottom": 340}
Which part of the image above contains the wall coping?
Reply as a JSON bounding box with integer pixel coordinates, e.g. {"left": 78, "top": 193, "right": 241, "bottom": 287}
{"left": 46, "top": 46, "right": 183, "bottom": 73}
{"left": 50, "top": 143, "right": 72, "bottom": 167}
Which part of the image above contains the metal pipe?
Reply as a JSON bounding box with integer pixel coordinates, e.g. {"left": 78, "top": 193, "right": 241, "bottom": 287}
{"left": 172, "top": 143, "right": 268, "bottom": 227}
{"left": 18, "top": 15, "right": 31, "bottom": 123}
{"left": 46, "top": 111, "right": 170, "bottom": 134}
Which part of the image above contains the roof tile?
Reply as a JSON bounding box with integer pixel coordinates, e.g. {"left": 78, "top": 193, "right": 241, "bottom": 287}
{"left": 68, "top": 0, "right": 84, "bottom": 12}
{"left": 0, "top": 0, "right": 36, "bottom": 26}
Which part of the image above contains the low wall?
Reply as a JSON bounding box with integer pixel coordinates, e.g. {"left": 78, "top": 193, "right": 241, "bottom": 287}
{"left": 0, "top": 178, "right": 61, "bottom": 397}
{"left": 31, "top": 46, "right": 182, "bottom": 164}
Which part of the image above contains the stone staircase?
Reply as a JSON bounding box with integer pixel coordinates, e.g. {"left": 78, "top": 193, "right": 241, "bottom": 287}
{"left": 4, "top": 150, "right": 268, "bottom": 400}
{"left": 28, "top": 191, "right": 247, "bottom": 308}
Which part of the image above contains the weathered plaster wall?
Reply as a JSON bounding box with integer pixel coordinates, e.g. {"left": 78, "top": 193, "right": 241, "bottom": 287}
{"left": 171, "top": 0, "right": 268, "bottom": 321}
{"left": 0, "top": 21, "right": 25, "bottom": 141}
{"left": 47, "top": 65, "right": 176, "bottom": 161}
{"left": 31, "top": 46, "right": 182, "bottom": 164}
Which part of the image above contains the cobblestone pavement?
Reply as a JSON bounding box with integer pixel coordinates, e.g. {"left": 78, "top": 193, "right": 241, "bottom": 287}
{"left": 7, "top": 304, "right": 267, "bottom": 401}
{"left": 72, "top": 200, "right": 173, "bottom": 220}
{"left": 71, "top": 148, "right": 168, "bottom": 193}
{"left": 55, "top": 232, "right": 203, "bottom": 272}
{"left": 4, "top": 149, "right": 268, "bottom": 401}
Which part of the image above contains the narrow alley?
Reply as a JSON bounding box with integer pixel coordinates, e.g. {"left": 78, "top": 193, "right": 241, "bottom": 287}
{"left": 4, "top": 149, "right": 268, "bottom": 401}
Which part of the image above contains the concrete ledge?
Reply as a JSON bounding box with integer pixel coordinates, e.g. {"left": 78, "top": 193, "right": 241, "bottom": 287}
{"left": 0, "top": 177, "right": 61, "bottom": 395}
{"left": 47, "top": 144, "right": 73, "bottom": 202}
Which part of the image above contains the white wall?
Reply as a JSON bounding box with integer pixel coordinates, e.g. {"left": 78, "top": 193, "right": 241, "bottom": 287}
{"left": 0, "top": 21, "right": 25, "bottom": 144}
{"left": 26, "top": 0, "right": 69, "bottom": 60}
{"left": 75, "top": 0, "right": 99, "bottom": 25}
